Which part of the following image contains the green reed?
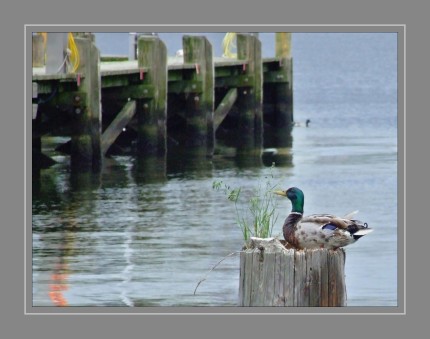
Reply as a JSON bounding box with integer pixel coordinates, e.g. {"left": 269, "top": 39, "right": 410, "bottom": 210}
{"left": 212, "top": 165, "right": 280, "bottom": 243}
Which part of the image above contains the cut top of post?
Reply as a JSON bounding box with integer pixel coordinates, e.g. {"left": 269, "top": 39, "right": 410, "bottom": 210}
{"left": 275, "top": 33, "right": 292, "bottom": 59}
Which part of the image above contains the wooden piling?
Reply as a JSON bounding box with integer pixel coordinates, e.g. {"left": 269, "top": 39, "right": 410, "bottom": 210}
{"left": 274, "top": 33, "right": 294, "bottom": 128}
{"left": 276, "top": 33, "right": 292, "bottom": 59}
{"left": 236, "top": 34, "right": 263, "bottom": 157}
{"left": 239, "top": 238, "right": 346, "bottom": 307}
{"left": 46, "top": 33, "right": 69, "bottom": 74}
{"left": 32, "top": 34, "right": 45, "bottom": 67}
{"left": 71, "top": 35, "right": 102, "bottom": 172}
{"left": 183, "top": 36, "right": 215, "bottom": 156}
{"left": 32, "top": 81, "right": 41, "bottom": 167}
{"left": 137, "top": 36, "right": 167, "bottom": 157}
{"left": 32, "top": 107, "right": 56, "bottom": 170}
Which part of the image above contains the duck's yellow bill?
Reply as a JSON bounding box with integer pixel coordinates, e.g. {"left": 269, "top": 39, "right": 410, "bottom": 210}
{"left": 273, "top": 190, "right": 287, "bottom": 196}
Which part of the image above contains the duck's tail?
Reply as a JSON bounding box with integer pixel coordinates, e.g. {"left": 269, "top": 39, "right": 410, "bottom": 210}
{"left": 343, "top": 210, "right": 359, "bottom": 219}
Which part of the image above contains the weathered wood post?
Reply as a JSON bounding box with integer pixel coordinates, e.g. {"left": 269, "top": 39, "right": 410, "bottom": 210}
{"left": 32, "top": 105, "right": 55, "bottom": 171}
{"left": 32, "top": 82, "right": 41, "bottom": 167}
{"left": 239, "top": 238, "right": 346, "bottom": 306}
{"left": 274, "top": 33, "right": 294, "bottom": 128}
{"left": 136, "top": 36, "right": 168, "bottom": 157}
{"left": 236, "top": 34, "right": 263, "bottom": 157}
{"left": 32, "top": 33, "right": 45, "bottom": 67}
{"left": 46, "top": 33, "right": 69, "bottom": 74}
{"left": 183, "top": 35, "right": 215, "bottom": 157}
{"left": 71, "top": 34, "right": 102, "bottom": 172}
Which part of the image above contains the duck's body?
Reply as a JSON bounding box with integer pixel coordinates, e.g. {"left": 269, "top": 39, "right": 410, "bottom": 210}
{"left": 274, "top": 187, "right": 373, "bottom": 250}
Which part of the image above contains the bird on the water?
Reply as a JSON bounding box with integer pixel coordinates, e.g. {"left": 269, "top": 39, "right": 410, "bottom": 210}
{"left": 273, "top": 187, "right": 373, "bottom": 250}
{"left": 293, "top": 119, "right": 311, "bottom": 127}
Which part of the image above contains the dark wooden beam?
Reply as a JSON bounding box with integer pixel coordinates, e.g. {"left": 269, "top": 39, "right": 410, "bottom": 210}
{"left": 101, "top": 100, "right": 137, "bottom": 155}
{"left": 214, "top": 88, "right": 237, "bottom": 131}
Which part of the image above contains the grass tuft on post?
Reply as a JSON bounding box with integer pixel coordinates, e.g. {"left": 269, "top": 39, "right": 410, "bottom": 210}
{"left": 212, "top": 164, "right": 279, "bottom": 243}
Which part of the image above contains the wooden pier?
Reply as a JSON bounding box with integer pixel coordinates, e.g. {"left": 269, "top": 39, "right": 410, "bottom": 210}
{"left": 32, "top": 33, "right": 293, "bottom": 171}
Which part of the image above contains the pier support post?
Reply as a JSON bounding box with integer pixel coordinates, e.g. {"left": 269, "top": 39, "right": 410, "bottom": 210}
{"left": 32, "top": 112, "right": 42, "bottom": 175}
{"left": 46, "top": 33, "right": 68, "bottom": 74}
{"left": 236, "top": 34, "right": 263, "bottom": 157}
{"left": 71, "top": 35, "right": 102, "bottom": 172}
{"left": 32, "top": 111, "right": 56, "bottom": 171}
{"left": 239, "top": 238, "right": 346, "bottom": 306}
{"left": 32, "top": 82, "right": 41, "bottom": 167}
{"left": 32, "top": 34, "right": 45, "bottom": 67}
{"left": 183, "top": 36, "right": 215, "bottom": 157}
{"left": 274, "top": 33, "right": 294, "bottom": 128}
{"left": 137, "top": 36, "right": 167, "bottom": 157}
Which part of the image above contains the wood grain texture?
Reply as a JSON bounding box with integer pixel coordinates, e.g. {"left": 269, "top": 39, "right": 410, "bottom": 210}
{"left": 137, "top": 36, "right": 167, "bottom": 156}
{"left": 239, "top": 238, "right": 346, "bottom": 307}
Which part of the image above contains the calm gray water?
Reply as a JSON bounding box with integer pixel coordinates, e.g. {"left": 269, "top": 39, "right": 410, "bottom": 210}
{"left": 32, "top": 33, "right": 398, "bottom": 307}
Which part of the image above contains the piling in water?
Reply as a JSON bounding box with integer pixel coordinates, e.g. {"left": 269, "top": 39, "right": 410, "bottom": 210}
{"left": 236, "top": 34, "right": 263, "bottom": 157}
{"left": 32, "top": 34, "right": 45, "bottom": 67}
{"left": 274, "top": 32, "right": 294, "bottom": 130}
{"left": 71, "top": 35, "right": 102, "bottom": 172}
{"left": 183, "top": 35, "right": 215, "bottom": 157}
{"left": 239, "top": 237, "right": 346, "bottom": 306}
{"left": 137, "top": 36, "right": 168, "bottom": 157}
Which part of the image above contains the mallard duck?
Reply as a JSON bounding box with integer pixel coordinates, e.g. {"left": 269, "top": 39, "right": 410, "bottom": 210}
{"left": 274, "top": 187, "right": 373, "bottom": 250}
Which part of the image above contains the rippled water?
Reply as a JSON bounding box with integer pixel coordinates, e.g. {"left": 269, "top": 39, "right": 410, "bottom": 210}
{"left": 32, "top": 32, "right": 398, "bottom": 307}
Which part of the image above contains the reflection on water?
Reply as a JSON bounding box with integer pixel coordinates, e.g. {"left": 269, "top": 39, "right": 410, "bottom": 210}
{"left": 32, "top": 131, "right": 293, "bottom": 307}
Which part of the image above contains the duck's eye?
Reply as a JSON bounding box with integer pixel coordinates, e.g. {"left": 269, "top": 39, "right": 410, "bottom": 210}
{"left": 364, "top": 222, "right": 368, "bottom": 228}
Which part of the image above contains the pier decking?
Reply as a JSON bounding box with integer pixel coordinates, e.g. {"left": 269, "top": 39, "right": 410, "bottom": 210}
{"left": 32, "top": 33, "right": 293, "bottom": 172}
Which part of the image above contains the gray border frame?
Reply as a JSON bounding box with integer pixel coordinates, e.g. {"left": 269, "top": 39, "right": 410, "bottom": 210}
{"left": 4, "top": 0, "right": 428, "bottom": 333}
{"left": 26, "top": 24, "right": 404, "bottom": 315}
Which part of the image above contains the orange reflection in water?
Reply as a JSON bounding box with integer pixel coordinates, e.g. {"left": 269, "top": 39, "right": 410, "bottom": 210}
{"left": 48, "top": 263, "right": 69, "bottom": 306}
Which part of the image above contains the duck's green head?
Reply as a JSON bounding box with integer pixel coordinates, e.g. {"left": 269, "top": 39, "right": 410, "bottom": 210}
{"left": 273, "top": 187, "right": 304, "bottom": 214}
